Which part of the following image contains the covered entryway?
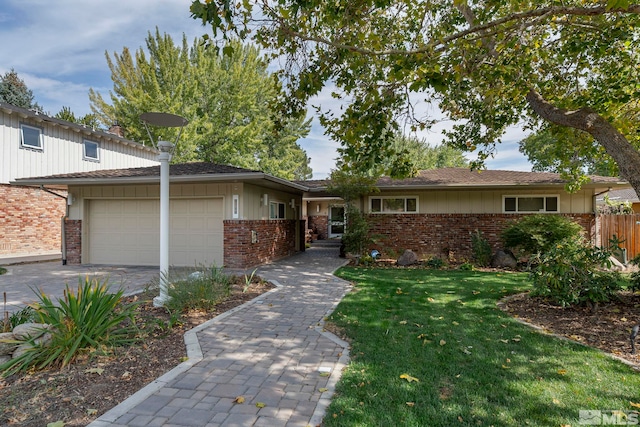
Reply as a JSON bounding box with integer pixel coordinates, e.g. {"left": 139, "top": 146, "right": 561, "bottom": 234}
{"left": 87, "top": 198, "right": 223, "bottom": 266}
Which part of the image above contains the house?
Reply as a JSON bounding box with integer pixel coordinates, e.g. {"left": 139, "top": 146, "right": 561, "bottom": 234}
{"left": 596, "top": 188, "right": 640, "bottom": 213}
{"left": 0, "top": 102, "right": 159, "bottom": 264}
{"left": 300, "top": 168, "right": 630, "bottom": 260}
{"left": 13, "top": 162, "right": 306, "bottom": 269}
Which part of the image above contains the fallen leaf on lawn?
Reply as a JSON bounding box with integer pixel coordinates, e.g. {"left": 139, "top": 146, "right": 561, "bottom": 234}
{"left": 399, "top": 320, "right": 408, "bottom": 325}
{"left": 501, "top": 365, "right": 510, "bottom": 369}
{"left": 319, "top": 388, "right": 328, "bottom": 392}
{"left": 400, "top": 373, "right": 420, "bottom": 383}
{"left": 452, "top": 321, "right": 459, "bottom": 326}
{"left": 511, "top": 337, "right": 521, "bottom": 342}
{"left": 621, "top": 317, "right": 628, "bottom": 322}
{"left": 499, "top": 339, "right": 509, "bottom": 343}
{"left": 439, "top": 339, "right": 446, "bottom": 346}
{"left": 256, "top": 402, "right": 266, "bottom": 408}
{"left": 396, "top": 288, "right": 403, "bottom": 294}
{"left": 85, "top": 367, "right": 104, "bottom": 375}
{"left": 234, "top": 396, "right": 245, "bottom": 404}
{"left": 553, "top": 398, "right": 560, "bottom": 405}
{"left": 417, "top": 333, "right": 427, "bottom": 339}
{"left": 427, "top": 297, "right": 435, "bottom": 302}
{"left": 630, "top": 401, "right": 640, "bottom": 408}
{"left": 406, "top": 402, "right": 415, "bottom": 407}
{"left": 462, "top": 348, "right": 472, "bottom": 355}
{"left": 472, "top": 290, "right": 480, "bottom": 295}
{"left": 557, "top": 369, "right": 567, "bottom": 375}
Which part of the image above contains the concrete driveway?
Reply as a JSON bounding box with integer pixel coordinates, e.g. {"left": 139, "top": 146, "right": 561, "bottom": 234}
{"left": 0, "top": 262, "right": 162, "bottom": 313}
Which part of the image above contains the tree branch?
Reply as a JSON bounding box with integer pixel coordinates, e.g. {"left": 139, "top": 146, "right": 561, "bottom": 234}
{"left": 273, "top": 4, "right": 640, "bottom": 57}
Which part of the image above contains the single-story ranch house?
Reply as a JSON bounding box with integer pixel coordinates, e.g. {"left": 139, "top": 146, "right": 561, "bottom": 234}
{"left": 301, "top": 168, "right": 630, "bottom": 261}
{"left": 0, "top": 102, "right": 159, "bottom": 263}
{"left": 14, "top": 166, "right": 630, "bottom": 268}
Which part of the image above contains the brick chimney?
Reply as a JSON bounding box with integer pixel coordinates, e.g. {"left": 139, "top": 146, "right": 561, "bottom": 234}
{"left": 108, "top": 122, "right": 125, "bottom": 138}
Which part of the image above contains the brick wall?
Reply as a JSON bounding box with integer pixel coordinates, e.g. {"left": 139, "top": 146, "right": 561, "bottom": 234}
{"left": 0, "top": 184, "right": 67, "bottom": 255}
{"left": 308, "top": 215, "right": 328, "bottom": 240}
{"left": 224, "top": 220, "right": 299, "bottom": 268}
{"left": 64, "top": 219, "right": 82, "bottom": 264}
{"left": 366, "top": 213, "right": 595, "bottom": 261}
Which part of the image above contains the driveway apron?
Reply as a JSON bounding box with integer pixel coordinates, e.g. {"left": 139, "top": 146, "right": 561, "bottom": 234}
{"left": 89, "top": 246, "right": 351, "bottom": 427}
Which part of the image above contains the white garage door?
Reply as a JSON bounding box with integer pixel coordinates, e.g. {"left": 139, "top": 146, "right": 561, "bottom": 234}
{"left": 88, "top": 199, "right": 223, "bottom": 267}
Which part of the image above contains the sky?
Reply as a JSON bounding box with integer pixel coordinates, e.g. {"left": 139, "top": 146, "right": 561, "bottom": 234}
{"left": 0, "top": 0, "right": 533, "bottom": 179}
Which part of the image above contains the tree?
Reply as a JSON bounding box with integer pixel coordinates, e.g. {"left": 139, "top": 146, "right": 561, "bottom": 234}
{"left": 55, "top": 106, "right": 100, "bottom": 128}
{"left": 89, "top": 29, "right": 312, "bottom": 180}
{"left": 190, "top": 1, "right": 640, "bottom": 192}
{"left": 0, "top": 69, "right": 40, "bottom": 110}
{"left": 391, "top": 134, "right": 469, "bottom": 171}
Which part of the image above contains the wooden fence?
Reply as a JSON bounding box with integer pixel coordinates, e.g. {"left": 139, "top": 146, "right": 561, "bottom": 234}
{"left": 599, "top": 214, "right": 640, "bottom": 261}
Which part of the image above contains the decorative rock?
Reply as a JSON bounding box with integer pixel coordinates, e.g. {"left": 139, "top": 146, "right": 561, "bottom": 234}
{"left": 12, "top": 342, "right": 36, "bottom": 359}
{"left": 12, "top": 323, "right": 50, "bottom": 340}
{"left": 491, "top": 249, "right": 518, "bottom": 269}
{"left": 0, "top": 332, "right": 18, "bottom": 356}
{"left": 397, "top": 249, "right": 419, "bottom": 267}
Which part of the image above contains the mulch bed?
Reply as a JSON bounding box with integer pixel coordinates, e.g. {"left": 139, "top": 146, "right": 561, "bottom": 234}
{"left": 0, "top": 279, "right": 274, "bottom": 427}
{"left": 499, "top": 291, "right": 640, "bottom": 368}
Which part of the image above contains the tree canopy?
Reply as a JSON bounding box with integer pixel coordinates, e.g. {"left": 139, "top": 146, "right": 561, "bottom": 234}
{"left": 89, "top": 29, "right": 313, "bottom": 180}
{"left": 0, "top": 69, "right": 40, "bottom": 110}
{"left": 190, "top": 1, "right": 640, "bottom": 192}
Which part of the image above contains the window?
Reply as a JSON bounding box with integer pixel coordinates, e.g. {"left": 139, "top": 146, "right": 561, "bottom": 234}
{"left": 83, "top": 140, "right": 100, "bottom": 161}
{"left": 20, "top": 124, "right": 43, "bottom": 150}
{"left": 370, "top": 196, "right": 418, "bottom": 213}
{"left": 269, "top": 201, "right": 286, "bottom": 219}
{"left": 503, "top": 195, "right": 559, "bottom": 213}
{"left": 232, "top": 195, "right": 239, "bottom": 219}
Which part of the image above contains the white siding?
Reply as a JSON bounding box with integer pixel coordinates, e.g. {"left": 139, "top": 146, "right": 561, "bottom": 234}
{"left": 0, "top": 108, "right": 158, "bottom": 184}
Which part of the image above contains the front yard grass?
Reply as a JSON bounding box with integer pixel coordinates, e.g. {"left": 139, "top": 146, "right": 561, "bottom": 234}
{"left": 325, "top": 267, "right": 640, "bottom": 426}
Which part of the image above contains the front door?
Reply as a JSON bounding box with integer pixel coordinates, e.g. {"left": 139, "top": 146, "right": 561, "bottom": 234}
{"left": 329, "top": 205, "right": 345, "bottom": 238}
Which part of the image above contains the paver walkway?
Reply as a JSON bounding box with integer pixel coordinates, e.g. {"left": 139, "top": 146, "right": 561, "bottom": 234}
{"left": 89, "top": 246, "right": 351, "bottom": 427}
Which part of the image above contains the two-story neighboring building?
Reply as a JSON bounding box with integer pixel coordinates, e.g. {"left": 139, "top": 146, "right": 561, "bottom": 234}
{"left": 0, "top": 102, "right": 159, "bottom": 264}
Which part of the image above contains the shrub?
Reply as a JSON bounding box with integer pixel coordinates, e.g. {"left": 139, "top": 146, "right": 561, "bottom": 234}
{"left": 529, "top": 239, "right": 624, "bottom": 307}
{"left": 165, "top": 265, "right": 231, "bottom": 313}
{"left": 425, "top": 256, "right": 445, "bottom": 269}
{"left": 1, "top": 278, "right": 138, "bottom": 375}
{"left": 342, "top": 206, "right": 371, "bottom": 255}
{"left": 501, "top": 214, "right": 583, "bottom": 258}
{"left": 470, "top": 230, "right": 492, "bottom": 267}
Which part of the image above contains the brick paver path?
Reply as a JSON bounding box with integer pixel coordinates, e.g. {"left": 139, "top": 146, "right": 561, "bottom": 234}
{"left": 89, "top": 246, "right": 350, "bottom": 427}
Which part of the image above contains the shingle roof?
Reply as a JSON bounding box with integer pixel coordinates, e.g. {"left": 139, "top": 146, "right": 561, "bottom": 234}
{"left": 299, "top": 168, "right": 626, "bottom": 190}
{"left": 375, "top": 168, "right": 624, "bottom": 187}
{"left": 16, "top": 162, "right": 260, "bottom": 181}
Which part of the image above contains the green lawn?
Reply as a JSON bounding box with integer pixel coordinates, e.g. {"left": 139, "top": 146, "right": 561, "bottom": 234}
{"left": 324, "top": 267, "right": 640, "bottom": 426}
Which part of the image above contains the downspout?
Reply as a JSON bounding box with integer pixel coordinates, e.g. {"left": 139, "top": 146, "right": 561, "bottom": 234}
{"left": 39, "top": 186, "right": 69, "bottom": 265}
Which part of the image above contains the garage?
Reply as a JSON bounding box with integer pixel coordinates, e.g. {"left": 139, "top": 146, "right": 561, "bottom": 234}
{"left": 87, "top": 198, "right": 223, "bottom": 267}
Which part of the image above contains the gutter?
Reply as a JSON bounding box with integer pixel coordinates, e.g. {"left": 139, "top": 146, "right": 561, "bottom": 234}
{"left": 39, "top": 186, "right": 69, "bottom": 265}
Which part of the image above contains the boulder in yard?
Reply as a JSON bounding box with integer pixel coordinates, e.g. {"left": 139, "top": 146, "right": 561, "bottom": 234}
{"left": 491, "top": 249, "right": 518, "bottom": 269}
{"left": 397, "top": 249, "right": 419, "bottom": 267}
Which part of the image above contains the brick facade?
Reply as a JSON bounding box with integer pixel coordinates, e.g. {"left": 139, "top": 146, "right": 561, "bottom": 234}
{"left": 366, "top": 213, "right": 595, "bottom": 261}
{"left": 0, "top": 184, "right": 67, "bottom": 256}
{"left": 224, "top": 220, "right": 300, "bottom": 268}
{"left": 64, "top": 219, "right": 82, "bottom": 264}
{"left": 308, "top": 215, "right": 328, "bottom": 240}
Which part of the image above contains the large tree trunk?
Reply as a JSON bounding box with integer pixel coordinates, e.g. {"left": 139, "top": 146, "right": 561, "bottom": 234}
{"left": 526, "top": 89, "right": 640, "bottom": 194}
